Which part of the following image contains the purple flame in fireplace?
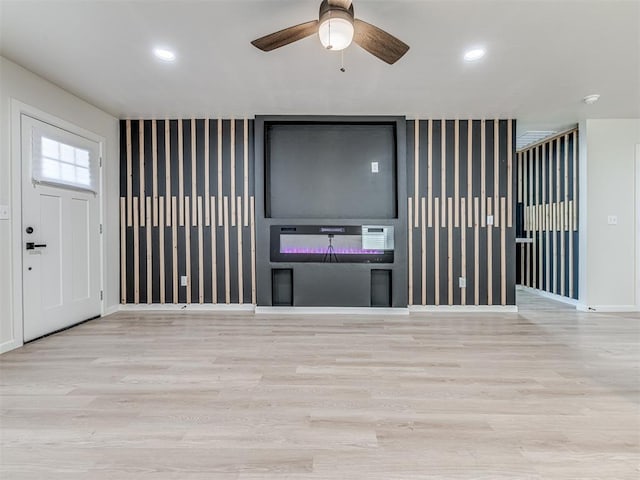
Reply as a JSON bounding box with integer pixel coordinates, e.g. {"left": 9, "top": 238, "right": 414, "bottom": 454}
{"left": 280, "top": 247, "right": 384, "bottom": 255}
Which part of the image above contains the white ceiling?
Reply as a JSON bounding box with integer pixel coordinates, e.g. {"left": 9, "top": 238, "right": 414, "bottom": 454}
{"left": 1, "top": 0, "right": 639, "bottom": 135}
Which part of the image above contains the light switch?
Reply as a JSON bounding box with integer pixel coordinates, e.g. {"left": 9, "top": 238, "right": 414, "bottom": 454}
{"left": 181, "top": 275, "right": 188, "bottom": 287}
{"left": 371, "top": 162, "right": 379, "bottom": 173}
{"left": 0, "top": 205, "right": 9, "bottom": 220}
{"left": 607, "top": 215, "right": 618, "bottom": 225}
{"left": 459, "top": 277, "right": 466, "bottom": 288}
{"left": 487, "top": 215, "right": 494, "bottom": 226}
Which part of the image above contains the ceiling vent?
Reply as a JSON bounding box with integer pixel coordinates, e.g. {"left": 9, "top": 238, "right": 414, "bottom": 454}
{"left": 516, "top": 130, "right": 557, "bottom": 151}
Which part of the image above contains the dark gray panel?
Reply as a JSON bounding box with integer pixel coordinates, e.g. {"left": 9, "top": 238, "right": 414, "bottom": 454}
{"left": 371, "top": 270, "right": 392, "bottom": 307}
{"left": 266, "top": 123, "right": 397, "bottom": 219}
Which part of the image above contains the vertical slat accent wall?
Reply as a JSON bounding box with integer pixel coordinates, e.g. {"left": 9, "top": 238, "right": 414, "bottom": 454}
{"left": 119, "top": 119, "right": 255, "bottom": 304}
{"left": 515, "top": 129, "right": 579, "bottom": 300}
{"left": 407, "top": 119, "right": 517, "bottom": 306}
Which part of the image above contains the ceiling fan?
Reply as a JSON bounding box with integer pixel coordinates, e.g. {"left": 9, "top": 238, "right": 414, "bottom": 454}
{"left": 251, "top": 0, "right": 409, "bottom": 65}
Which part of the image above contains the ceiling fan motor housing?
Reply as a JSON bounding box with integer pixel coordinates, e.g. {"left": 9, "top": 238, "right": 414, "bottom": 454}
{"left": 319, "top": 0, "right": 354, "bottom": 21}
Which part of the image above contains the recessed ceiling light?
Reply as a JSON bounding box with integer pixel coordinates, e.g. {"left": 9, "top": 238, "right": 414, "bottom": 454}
{"left": 464, "top": 48, "right": 486, "bottom": 62}
{"left": 583, "top": 94, "right": 600, "bottom": 105}
{"left": 153, "top": 48, "right": 176, "bottom": 62}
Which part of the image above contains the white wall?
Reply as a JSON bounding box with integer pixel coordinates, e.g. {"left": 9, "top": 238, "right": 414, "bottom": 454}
{"left": 579, "top": 119, "right": 640, "bottom": 311}
{"left": 0, "top": 56, "right": 119, "bottom": 352}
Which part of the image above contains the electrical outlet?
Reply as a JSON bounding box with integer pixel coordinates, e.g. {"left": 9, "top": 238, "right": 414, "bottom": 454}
{"left": 371, "top": 162, "right": 379, "bottom": 173}
{"left": 0, "top": 205, "right": 9, "bottom": 220}
{"left": 487, "top": 215, "right": 494, "bottom": 226}
{"left": 181, "top": 275, "right": 188, "bottom": 287}
{"left": 607, "top": 215, "right": 618, "bottom": 225}
{"left": 459, "top": 277, "right": 466, "bottom": 288}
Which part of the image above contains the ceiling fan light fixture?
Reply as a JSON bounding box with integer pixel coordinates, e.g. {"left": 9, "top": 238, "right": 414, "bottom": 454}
{"left": 318, "top": 16, "right": 354, "bottom": 51}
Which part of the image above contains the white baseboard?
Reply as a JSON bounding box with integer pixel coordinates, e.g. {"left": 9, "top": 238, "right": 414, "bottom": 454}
{"left": 118, "top": 303, "right": 256, "bottom": 312}
{"left": 102, "top": 304, "right": 120, "bottom": 317}
{"left": 255, "top": 306, "right": 410, "bottom": 316}
{"left": 409, "top": 305, "right": 518, "bottom": 313}
{"left": 0, "top": 339, "right": 22, "bottom": 354}
{"left": 516, "top": 285, "right": 579, "bottom": 307}
{"left": 576, "top": 304, "right": 639, "bottom": 313}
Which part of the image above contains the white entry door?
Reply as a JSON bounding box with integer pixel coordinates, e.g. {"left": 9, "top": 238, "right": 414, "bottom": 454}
{"left": 22, "top": 115, "right": 102, "bottom": 342}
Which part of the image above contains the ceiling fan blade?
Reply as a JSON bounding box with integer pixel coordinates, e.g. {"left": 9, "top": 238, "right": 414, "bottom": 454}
{"left": 251, "top": 20, "right": 319, "bottom": 52}
{"left": 328, "top": 0, "right": 353, "bottom": 8}
{"left": 353, "top": 19, "right": 409, "bottom": 65}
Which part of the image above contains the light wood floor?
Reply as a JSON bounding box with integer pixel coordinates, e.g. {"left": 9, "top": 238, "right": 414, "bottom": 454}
{"left": 1, "top": 291, "right": 639, "bottom": 479}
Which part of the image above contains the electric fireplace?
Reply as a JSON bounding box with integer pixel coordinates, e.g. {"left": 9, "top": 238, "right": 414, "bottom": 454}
{"left": 270, "top": 225, "right": 394, "bottom": 263}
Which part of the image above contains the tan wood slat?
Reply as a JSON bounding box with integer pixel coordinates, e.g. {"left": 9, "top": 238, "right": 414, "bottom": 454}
{"left": 159, "top": 198, "right": 165, "bottom": 304}
{"left": 205, "top": 119, "right": 210, "bottom": 226}
{"left": 552, "top": 202, "right": 557, "bottom": 294}
{"left": 568, "top": 199, "right": 574, "bottom": 298}
{"left": 447, "top": 197, "right": 453, "bottom": 305}
{"left": 560, "top": 200, "right": 565, "bottom": 297}
{"left": 152, "top": 120, "right": 158, "bottom": 227}
{"left": 133, "top": 197, "right": 139, "bottom": 304}
{"left": 493, "top": 119, "right": 500, "bottom": 227}
{"left": 520, "top": 243, "right": 525, "bottom": 286}
{"left": 539, "top": 204, "right": 543, "bottom": 290}
{"left": 211, "top": 196, "right": 218, "bottom": 304}
{"left": 146, "top": 197, "right": 152, "bottom": 304}
{"left": 533, "top": 145, "right": 539, "bottom": 289}
{"left": 198, "top": 197, "right": 204, "bottom": 304}
{"left": 460, "top": 198, "right": 467, "bottom": 305}
{"left": 185, "top": 198, "right": 191, "bottom": 303}
{"left": 487, "top": 197, "right": 493, "bottom": 304}
{"left": 474, "top": 197, "right": 480, "bottom": 304}
{"left": 178, "top": 119, "right": 184, "bottom": 226}
{"left": 441, "top": 120, "right": 447, "bottom": 227}
{"left": 414, "top": 120, "right": 420, "bottom": 229}
{"left": 481, "top": 119, "right": 486, "bottom": 227}
{"left": 517, "top": 152, "right": 522, "bottom": 204}
{"left": 507, "top": 119, "right": 513, "bottom": 227}
{"left": 564, "top": 134, "right": 569, "bottom": 228}
{"left": 454, "top": 119, "right": 460, "bottom": 228}
{"left": 126, "top": 120, "right": 132, "bottom": 226}
{"left": 172, "top": 197, "right": 178, "bottom": 302}
{"left": 224, "top": 196, "right": 230, "bottom": 304}
{"left": 139, "top": 121, "right": 146, "bottom": 227}
{"left": 572, "top": 131, "right": 578, "bottom": 231}
{"left": 120, "top": 198, "right": 127, "bottom": 303}
{"left": 421, "top": 197, "right": 426, "bottom": 305}
{"left": 250, "top": 196, "right": 257, "bottom": 305}
{"left": 244, "top": 119, "right": 250, "bottom": 227}
{"left": 546, "top": 204, "right": 551, "bottom": 293}
{"left": 501, "top": 197, "right": 506, "bottom": 305}
{"left": 231, "top": 120, "right": 236, "bottom": 227}
{"left": 408, "top": 197, "right": 413, "bottom": 305}
{"left": 428, "top": 119, "right": 433, "bottom": 227}
{"left": 165, "top": 119, "right": 172, "bottom": 226}
{"left": 467, "top": 119, "right": 473, "bottom": 227}
{"left": 237, "top": 196, "right": 244, "bottom": 304}
{"left": 434, "top": 197, "right": 440, "bottom": 306}
{"left": 191, "top": 119, "right": 197, "bottom": 227}
{"left": 218, "top": 119, "right": 223, "bottom": 226}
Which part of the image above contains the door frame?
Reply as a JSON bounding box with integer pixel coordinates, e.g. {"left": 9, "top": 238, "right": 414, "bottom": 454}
{"left": 8, "top": 99, "right": 105, "bottom": 351}
{"left": 636, "top": 144, "right": 640, "bottom": 308}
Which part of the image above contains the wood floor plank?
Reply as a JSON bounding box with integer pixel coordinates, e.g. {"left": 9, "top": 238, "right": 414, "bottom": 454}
{"left": 1, "top": 293, "right": 637, "bottom": 479}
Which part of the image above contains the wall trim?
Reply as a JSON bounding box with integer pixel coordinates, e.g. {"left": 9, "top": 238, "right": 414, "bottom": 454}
{"left": 409, "top": 305, "right": 518, "bottom": 313}
{"left": 119, "top": 303, "right": 256, "bottom": 312}
{"left": 255, "top": 306, "right": 410, "bottom": 315}
{"left": 516, "top": 285, "right": 578, "bottom": 307}
{"left": 103, "top": 305, "right": 120, "bottom": 317}
{"left": 635, "top": 143, "right": 640, "bottom": 308}
{"left": 0, "top": 339, "right": 22, "bottom": 355}
{"left": 576, "top": 304, "right": 640, "bottom": 313}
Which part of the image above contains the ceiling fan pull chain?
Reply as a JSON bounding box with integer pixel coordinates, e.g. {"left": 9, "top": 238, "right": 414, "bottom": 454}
{"left": 340, "top": 49, "right": 346, "bottom": 72}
